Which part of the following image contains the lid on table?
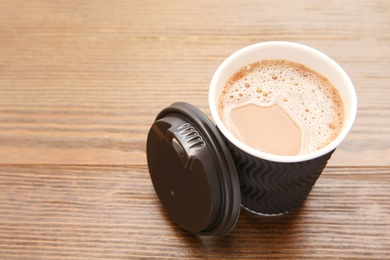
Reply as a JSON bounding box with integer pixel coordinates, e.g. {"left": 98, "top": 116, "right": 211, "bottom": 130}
{"left": 146, "top": 102, "right": 241, "bottom": 235}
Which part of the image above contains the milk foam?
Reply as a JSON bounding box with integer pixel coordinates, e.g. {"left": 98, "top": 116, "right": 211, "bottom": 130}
{"left": 218, "top": 59, "right": 345, "bottom": 155}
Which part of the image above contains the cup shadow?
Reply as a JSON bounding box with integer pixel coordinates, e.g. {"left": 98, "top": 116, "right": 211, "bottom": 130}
{"left": 159, "top": 200, "right": 311, "bottom": 258}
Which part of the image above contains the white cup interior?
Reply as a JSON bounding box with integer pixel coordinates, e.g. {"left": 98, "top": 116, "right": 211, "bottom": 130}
{"left": 209, "top": 41, "right": 357, "bottom": 163}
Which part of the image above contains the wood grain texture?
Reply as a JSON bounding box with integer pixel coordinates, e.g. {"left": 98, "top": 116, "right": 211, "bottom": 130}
{"left": 1, "top": 0, "right": 389, "bottom": 166}
{"left": 0, "top": 0, "right": 389, "bottom": 258}
{"left": 0, "top": 165, "right": 389, "bottom": 259}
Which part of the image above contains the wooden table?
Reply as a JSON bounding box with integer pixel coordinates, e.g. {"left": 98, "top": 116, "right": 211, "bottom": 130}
{"left": 1, "top": 0, "right": 389, "bottom": 258}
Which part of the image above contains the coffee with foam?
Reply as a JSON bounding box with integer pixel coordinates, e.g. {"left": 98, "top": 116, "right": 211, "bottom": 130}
{"left": 218, "top": 59, "right": 345, "bottom": 156}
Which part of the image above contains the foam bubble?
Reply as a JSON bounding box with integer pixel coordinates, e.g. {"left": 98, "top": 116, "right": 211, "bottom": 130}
{"left": 218, "top": 59, "right": 345, "bottom": 155}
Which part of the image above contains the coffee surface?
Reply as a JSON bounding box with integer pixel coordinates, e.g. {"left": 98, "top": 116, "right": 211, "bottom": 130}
{"left": 218, "top": 59, "right": 344, "bottom": 156}
{"left": 230, "top": 103, "right": 302, "bottom": 156}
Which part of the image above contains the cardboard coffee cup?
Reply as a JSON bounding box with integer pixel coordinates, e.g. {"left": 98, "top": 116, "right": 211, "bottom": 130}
{"left": 146, "top": 41, "right": 357, "bottom": 235}
{"left": 209, "top": 41, "right": 357, "bottom": 216}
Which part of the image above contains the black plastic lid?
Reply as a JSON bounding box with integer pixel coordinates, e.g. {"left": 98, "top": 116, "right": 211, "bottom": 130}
{"left": 146, "top": 102, "right": 241, "bottom": 235}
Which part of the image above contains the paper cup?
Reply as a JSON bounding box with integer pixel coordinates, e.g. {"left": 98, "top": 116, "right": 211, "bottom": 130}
{"left": 209, "top": 41, "right": 357, "bottom": 215}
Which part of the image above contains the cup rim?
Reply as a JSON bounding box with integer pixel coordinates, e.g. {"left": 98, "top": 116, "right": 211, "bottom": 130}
{"left": 209, "top": 41, "right": 357, "bottom": 163}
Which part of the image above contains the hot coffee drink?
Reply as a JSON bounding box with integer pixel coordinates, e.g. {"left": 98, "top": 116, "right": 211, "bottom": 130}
{"left": 218, "top": 59, "right": 344, "bottom": 156}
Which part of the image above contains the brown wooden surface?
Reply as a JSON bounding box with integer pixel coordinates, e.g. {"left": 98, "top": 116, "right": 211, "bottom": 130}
{"left": 0, "top": 0, "right": 389, "bottom": 258}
